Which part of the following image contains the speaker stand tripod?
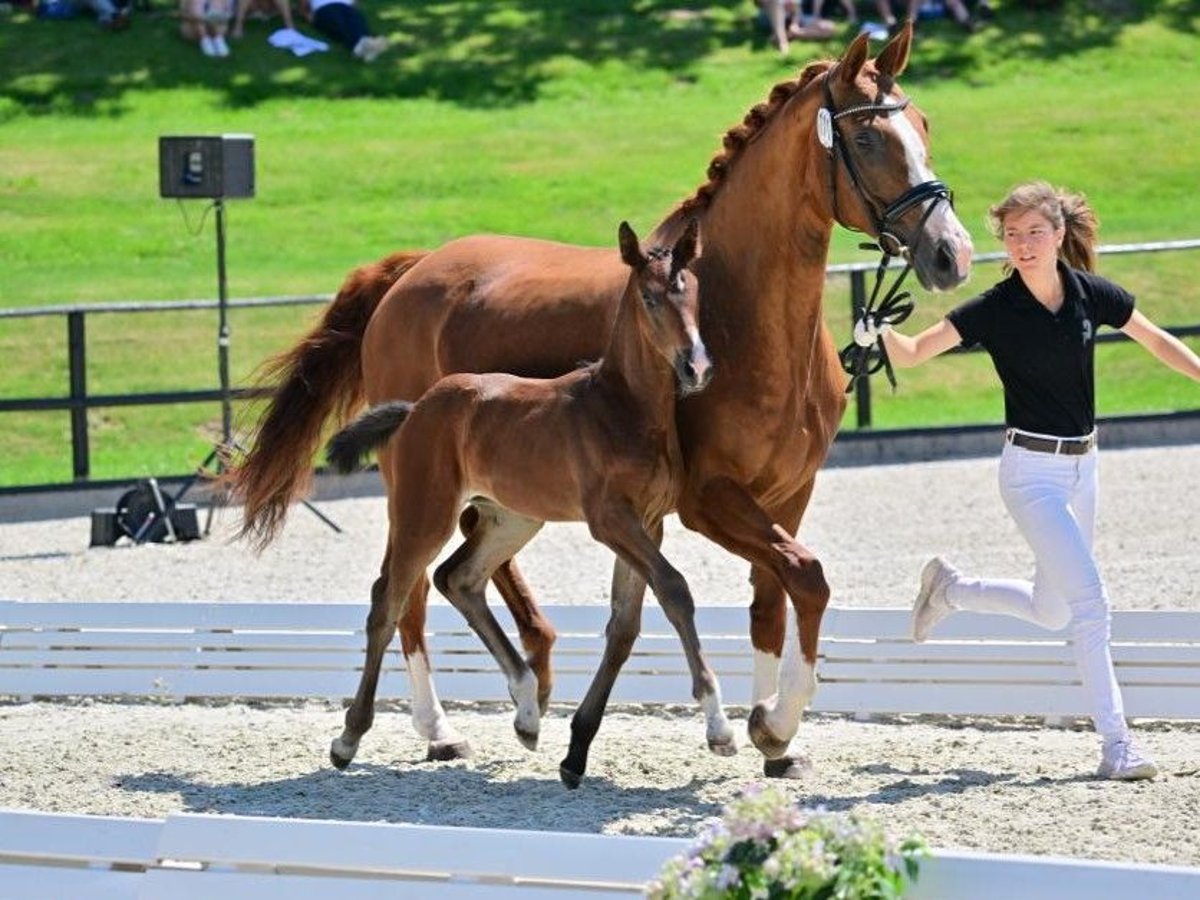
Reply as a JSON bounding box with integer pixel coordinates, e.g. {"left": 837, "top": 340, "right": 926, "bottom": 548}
{"left": 183, "top": 198, "right": 341, "bottom": 538}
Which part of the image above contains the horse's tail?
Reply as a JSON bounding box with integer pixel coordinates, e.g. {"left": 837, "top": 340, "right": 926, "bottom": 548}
{"left": 325, "top": 401, "right": 414, "bottom": 474}
{"left": 229, "top": 250, "right": 427, "bottom": 548}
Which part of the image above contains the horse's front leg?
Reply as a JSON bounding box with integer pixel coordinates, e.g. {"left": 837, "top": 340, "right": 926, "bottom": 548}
{"left": 678, "top": 477, "right": 827, "bottom": 778}
{"left": 560, "top": 510, "right": 733, "bottom": 788}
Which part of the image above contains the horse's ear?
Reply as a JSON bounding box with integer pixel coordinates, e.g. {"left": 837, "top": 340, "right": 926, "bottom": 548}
{"left": 875, "top": 20, "right": 912, "bottom": 81}
{"left": 671, "top": 219, "right": 701, "bottom": 272}
{"left": 838, "top": 30, "right": 871, "bottom": 85}
{"left": 618, "top": 220, "right": 643, "bottom": 268}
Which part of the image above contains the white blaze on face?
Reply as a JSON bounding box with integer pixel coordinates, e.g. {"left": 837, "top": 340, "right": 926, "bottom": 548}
{"left": 886, "top": 91, "right": 936, "bottom": 187}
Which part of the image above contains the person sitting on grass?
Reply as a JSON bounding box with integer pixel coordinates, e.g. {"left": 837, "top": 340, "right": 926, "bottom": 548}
{"left": 299, "top": 0, "right": 388, "bottom": 62}
{"left": 231, "top": 0, "right": 295, "bottom": 39}
{"left": 180, "top": 0, "right": 233, "bottom": 57}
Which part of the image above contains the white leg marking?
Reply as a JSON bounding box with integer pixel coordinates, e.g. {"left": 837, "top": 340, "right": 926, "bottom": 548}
{"left": 701, "top": 682, "right": 737, "bottom": 752}
{"left": 762, "top": 610, "right": 812, "bottom": 742}
{"left": 406, "top": 650, "right": 463, "bottom": 745}
{"left": 753, "top": 649, "right": 781, "bottom": 704}
{"left": 511, "top": 668, "right": 540, "bottom": 737}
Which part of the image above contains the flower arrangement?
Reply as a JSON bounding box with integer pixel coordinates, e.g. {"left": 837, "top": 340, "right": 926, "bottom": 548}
{"left": 646, "top": 785, "right": 927, "bottom": 899}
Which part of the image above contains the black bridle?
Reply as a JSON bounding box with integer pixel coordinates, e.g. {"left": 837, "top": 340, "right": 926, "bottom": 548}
{"left": 820, "top": 74, "right": 954, "bottom": 391}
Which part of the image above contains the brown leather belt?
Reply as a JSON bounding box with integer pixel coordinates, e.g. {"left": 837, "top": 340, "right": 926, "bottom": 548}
{"left": 1007, "top": 430, "right": 1095, "bottom": 456}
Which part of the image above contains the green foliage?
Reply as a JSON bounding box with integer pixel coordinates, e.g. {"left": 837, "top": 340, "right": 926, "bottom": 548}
{"left": 646, "top": 785, "right": 927, "bottom": 899}
{"left": 0, "top": 0, "right": 1197, "bottom": 486}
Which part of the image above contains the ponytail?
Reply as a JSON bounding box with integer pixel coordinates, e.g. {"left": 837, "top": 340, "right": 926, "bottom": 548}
{"left": 987, "top": 181, "right": 1100, "bottom": 274}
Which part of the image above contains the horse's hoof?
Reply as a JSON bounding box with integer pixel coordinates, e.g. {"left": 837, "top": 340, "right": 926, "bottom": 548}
{"left": 747, "top": 703, "right": 791, "bottom": 759}
{"left": 329, "top": 737, "right": 357, "bottom": 770}
{"left": 426, "top": 738, "right": 473, "bottom": 762}
{"left": 515, "top": 725, "right": 539, "bottom": 752}
{"left": 708, "top": 735, "right": 738, "bottom": 757}
{"left": 763, "top": 754, "right": 813, "bottom": 779}
{"left": 559, "top": 763, "right": 583, "bottom": 790}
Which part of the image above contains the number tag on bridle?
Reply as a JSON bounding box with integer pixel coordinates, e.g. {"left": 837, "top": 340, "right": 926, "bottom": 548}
{"left": 817, "top": 108, "right": 833, "bottom": 150}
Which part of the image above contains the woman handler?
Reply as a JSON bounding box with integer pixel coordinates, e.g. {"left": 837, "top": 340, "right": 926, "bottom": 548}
{"left": 857, "top": 181, "right": 1200, "bottom": 780}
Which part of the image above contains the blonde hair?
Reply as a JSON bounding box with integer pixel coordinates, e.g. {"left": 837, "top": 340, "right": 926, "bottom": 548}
{"left": 987, "top": 181, "right": 1100, "bottom": 273}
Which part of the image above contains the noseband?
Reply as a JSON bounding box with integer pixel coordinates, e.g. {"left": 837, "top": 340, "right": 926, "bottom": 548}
{"left": 819, "top": 74, "right": 954, "bottom": 391}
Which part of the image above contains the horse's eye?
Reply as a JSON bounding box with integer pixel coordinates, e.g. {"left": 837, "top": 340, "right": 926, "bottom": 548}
{"left": 853, "top": 130, "right": 874, "bottom": 150}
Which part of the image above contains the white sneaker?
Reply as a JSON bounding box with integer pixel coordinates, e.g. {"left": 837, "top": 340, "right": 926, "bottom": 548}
{"left": 911, "top": 556, "right": 959, "bottom": 643}
{"left": 1098, "top": 740, "right": 1158, "bottom": 781}
{"left": 212, "top": 35, "right": 230, "bottom": 57}
{"left": 200, "top": 35, "right": 218, "bottom": 57}
{"left": 354, "top": 35, "right": 388, "bottom": 62}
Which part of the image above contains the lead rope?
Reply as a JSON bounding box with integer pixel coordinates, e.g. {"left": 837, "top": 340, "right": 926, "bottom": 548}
{"left": 837, "top": 245, "right": 915, "bottom": 393}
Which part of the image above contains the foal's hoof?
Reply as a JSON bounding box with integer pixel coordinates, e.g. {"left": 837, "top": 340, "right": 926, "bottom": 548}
{"left": 747, "top": 703, "right": 791, "bottom": 759}
{"left": 708, "top": 734, "right": 739, "bottom": 757}
{"left": 559, "top": 763, "right": 583, "bottom": 790}
{"left": 426, "top": 738, "right": 473, "bottom": 762}
{"left": 763, "top": 754, "right": 813, "bottom": 779}
{"left": 515, "top": 725, "right": 539, "bottom": 752}
{"left": 329, "top": 738, "right": 357, "bottom": 770}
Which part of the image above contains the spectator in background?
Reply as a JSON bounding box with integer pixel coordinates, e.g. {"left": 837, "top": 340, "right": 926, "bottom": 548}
{"left": 874, "top": 0, "right": 992, "bottom": 33}
{"left": 232, "top": 0, "right": 296, "bottom": 38}
{"left": 299, "top": 0, "right": 388, "bottom": 62}
{"left": 755, "top": 0, "right": 835, "bottom": 54}
{"left": 78, "top": 0, "right": 131, "bottom": 30}
{"left": 180, "top": 0, "right": 234, "bottom": 56}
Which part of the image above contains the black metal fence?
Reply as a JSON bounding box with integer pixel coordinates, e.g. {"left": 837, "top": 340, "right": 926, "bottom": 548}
{"left": 2, "top": 240, "right": 1198, "bottom": 492}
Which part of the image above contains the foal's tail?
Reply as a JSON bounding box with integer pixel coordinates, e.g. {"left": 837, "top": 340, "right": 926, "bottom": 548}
{"left": 228, "top": 251, "right": 427, "bottom": 549}
{"left": 325, "top": 401, "right": 414, "bottom": 474}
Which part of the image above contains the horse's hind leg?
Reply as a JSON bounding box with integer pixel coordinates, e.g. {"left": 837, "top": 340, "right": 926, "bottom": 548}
{"left": 435, "top": 502, "right": 545, "bottom": 750}
{"left": 333, "top": 467, "right": 463, "bottom": 769}
{"left": 397, "top": 572, "right": 473, "bottom": 761}
{"left": 459, "top": 505, "right": 557, "bottom": 714}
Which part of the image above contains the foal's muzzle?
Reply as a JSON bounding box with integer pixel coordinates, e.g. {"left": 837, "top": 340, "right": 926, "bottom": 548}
{"left": 675, "top": 346, "right": 713, "bottom": 396}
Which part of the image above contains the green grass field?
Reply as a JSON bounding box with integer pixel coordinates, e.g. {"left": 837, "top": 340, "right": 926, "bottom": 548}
{"left": 1, "top": 0, "right": 1198, "bottom": 487}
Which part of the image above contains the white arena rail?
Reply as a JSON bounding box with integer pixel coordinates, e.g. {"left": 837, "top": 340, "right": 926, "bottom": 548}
{"left": 2, "top": 601, "right": 1199, "bottom": 722}
{"left": 2, "top": 808, "right": 1199, "bottom": 899}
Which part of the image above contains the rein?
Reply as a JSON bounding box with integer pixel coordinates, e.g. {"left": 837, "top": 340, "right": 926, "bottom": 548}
{"left": 818, "top": 75, "right": 953, "bottom": 392}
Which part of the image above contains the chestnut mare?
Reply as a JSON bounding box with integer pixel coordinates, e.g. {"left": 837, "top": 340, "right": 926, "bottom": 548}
{"left": 232, "top": 25, "right": 973, "bottom": 778}
{"left": 323, "top": 220, "right": 726, "bottom": 787}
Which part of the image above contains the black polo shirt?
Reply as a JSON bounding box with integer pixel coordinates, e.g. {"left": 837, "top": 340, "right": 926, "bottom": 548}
{"left": 946, "top": 263, "right": 1135, "bottom": 436}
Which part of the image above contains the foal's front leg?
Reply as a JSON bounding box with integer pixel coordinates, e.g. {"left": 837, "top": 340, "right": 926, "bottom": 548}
{"left": 560, "top": 510, "right": 734, "bottom": 788}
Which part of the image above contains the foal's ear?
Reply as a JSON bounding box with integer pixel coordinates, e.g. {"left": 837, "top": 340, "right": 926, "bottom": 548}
{"left": 837, "top": 30, "right": 871, "bottom": 85}
{"left": 671, "top": 218, "right": 701, "bottom": 273}
{"left": 874, "top": 20, "right": 912, "bottom": 82}
{"left": 618, "top": 220, "right": 644, "bottom": 268}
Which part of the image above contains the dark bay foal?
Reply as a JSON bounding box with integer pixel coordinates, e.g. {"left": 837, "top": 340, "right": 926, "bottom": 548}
{"left": 325, "top": 219, "right": 733, "bottom": 787}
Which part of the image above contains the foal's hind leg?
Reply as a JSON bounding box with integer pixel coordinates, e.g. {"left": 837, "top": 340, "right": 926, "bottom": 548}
{"left": 332, "top": 474, "right": 463, "bottom": 769}
{"left": 560, "top": 510, "right": 734, "bottom": 789}
{"left": 397, "top": 573, "right": 473, "bottom": 761}
{"left": 435, "top": 502, "right": 545, "bottom": 750}
{"left": 459, "top": 505, "right": 557, "bottom": 713}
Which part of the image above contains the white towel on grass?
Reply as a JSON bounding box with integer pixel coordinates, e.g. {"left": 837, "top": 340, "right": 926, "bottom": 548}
{"left": 268, "top": 28, "right": 330, "bottom": 57}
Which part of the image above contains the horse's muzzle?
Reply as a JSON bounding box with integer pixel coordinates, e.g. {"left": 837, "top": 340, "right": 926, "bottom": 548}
{"left": 675, "top": 347, "right": 713, "bottom": 396}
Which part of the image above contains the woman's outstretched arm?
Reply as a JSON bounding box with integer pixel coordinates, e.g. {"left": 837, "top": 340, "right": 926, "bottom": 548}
{"left": 881, "top": 318, "right": 963, "bottom": 368}
{"left": 1121, "top": 310, "right": 1200, "bottom": 383}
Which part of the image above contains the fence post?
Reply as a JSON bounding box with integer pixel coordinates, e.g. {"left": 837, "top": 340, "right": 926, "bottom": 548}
{"left": 849, "top": 269, "right": 872, "bottom": 429}
{"left": 67, "top": 311, "right": 90, "bottom": 481}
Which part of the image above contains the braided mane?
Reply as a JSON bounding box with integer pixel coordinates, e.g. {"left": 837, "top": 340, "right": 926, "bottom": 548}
{"left": 676, "top": 61, "right": 833, "bottom": 218}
